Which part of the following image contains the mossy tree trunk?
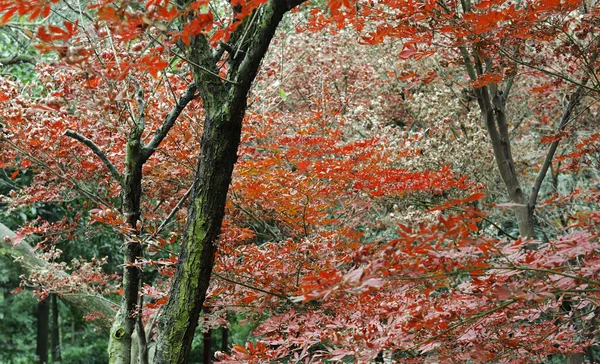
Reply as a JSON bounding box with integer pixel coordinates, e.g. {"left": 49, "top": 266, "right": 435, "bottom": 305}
{"left": 154, "top": 1, "right": 306, "bottom": 362}
{"left": 107, "top": 81, "right": 198, "bottom": 364}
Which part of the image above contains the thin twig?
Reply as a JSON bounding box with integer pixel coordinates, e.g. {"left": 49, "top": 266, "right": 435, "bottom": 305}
{"left": 156, "top": 186, "right": 193, "bottom": 234}
{"left": 213, "top": 272, "right": 294, "bottom": 302}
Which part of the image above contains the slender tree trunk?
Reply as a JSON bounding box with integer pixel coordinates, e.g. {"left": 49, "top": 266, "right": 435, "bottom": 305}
{"left": 203, "top": 328, "right": 212, "bottom": 364}
{"left": 108, "top": 89, "right": 145, "bottom": 364}
{"left": 462, "top": 44, "right": 591, "bottom": 364}
{"left": 221, "top": 326, "right": 228, "bottom": 353}
{"left": 37, "top": 297, "right": 49, "bottom": 364}
{"left": 51, "top": 294, "right": 61, "bottom": 362}
{"left": 106, "top": 66, "right": 198, "bottom": 364}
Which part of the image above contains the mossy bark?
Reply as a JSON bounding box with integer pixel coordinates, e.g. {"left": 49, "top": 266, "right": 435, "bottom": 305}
{"left": 153, "top": 1, "right": 306, "bottom": 362}
{"left": 108, "top": 96, "right": 145, "bottom": 364}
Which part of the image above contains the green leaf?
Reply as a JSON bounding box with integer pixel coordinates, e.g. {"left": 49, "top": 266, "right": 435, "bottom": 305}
{"left": 279, "top": 88, "right": 287, "bottom": 101}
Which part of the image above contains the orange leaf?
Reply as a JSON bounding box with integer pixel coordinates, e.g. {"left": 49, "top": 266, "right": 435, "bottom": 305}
{"left": 232, "top": 344, "right": 249, "bottom": 355}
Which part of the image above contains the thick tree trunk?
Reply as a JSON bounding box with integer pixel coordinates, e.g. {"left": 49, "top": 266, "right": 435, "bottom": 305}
{"left": 51, "top": 294, "right": 61, "bottom": 362}
{"left": 153, "top": 101, "right": 243, "bottom": 363}
{"left": 154, "top": 1, "right": 306, "bottom": 361}
{"left": 37, "top": 297, "right": 49, "bottom": 364}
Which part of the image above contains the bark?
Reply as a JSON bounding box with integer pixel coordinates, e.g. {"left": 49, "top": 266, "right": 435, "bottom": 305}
{"left": 51, "top": 294, "right": 61, "bottom": 362}
{"left": 221, "top": 326, "right": 229, "bottom": 353}
{"left": 108, "top": 87, "right": 145, "bottom": 364}
{"left": 108, "top": 81, "right": 197, "bottom": 364}
{"left": 37, "top": 297, "right": 50, "bottom": 364}
{"left": 154, "top": 1, "right": 306, "bottom": 362}
{"left": 203, "top": 328, "right": 212, "bottom": 364}
{"left": 0, "top": 222, "right": 117, "bottom": 332}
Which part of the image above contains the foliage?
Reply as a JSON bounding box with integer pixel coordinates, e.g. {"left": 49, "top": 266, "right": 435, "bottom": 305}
{"left": 0, "top": 0, "right": 599, "bottom": 363}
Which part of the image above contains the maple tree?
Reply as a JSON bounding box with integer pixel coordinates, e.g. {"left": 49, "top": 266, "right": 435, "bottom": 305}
{"left": 0, "top": 0, "right": 599, "bottom": 363}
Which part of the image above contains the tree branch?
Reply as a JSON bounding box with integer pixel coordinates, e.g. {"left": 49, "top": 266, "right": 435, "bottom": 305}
{"left": 529, "top": 84, "right": 586, "bottom": 207}
{"left": 0, "top": 222, "right": 117, "bottom": 332}
{"left": 142, "top": 83, "right": 197, "bottom": 161}
{"left": 213, "top": 272, "right": 293, "bottom": 302}
{"left": 156, "top": 186, "right": 192, "bottom": 234}
{"left": 0, "top": 54, "right": 36, "bottom": 66}
{"left": 64, "top": 130, "right": 123, "bottom": 185}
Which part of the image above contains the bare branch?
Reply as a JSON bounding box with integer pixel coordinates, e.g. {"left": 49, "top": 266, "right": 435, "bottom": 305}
{"left": 529, "top": 84, "right": 586, "bottom": 207}
{"left": 156, "top": 186, "right": 193, "bottom": 234}
{"left": 213, "top": 272, "right": 294, "bottom": 302}
{"left": 142, "top": 83, "right": 197, "bottom": 161}
{"left": 0, "top": 54, "right": 35, "bottom": 66}
{"left": 64, "top": 130, "right": 123, "bottom": 185}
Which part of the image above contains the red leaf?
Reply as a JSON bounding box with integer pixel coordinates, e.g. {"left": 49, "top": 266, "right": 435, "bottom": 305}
{"left": 467, "top": 222, "right": 478, "bottom": 232}
{"left": 493, "top": 285, "right": 512, "bottom": 300}
{"left": 399, "top": 45, "right": 417, "bottom": 60}
{"left": 471, "top": 73, "right": 503, "bottom": 88}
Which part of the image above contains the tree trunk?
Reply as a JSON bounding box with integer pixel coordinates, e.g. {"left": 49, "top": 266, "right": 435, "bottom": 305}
{"left": 153, "top": 1, "right": 306, "bottom": 361}
{"left": 37, "top": 297, "right": 49, "bottom": 364}
{"left": 108, "top": 85, "right": 145, "bottom": 364}
{"left": 51, "top": 294, "right": 61, "bottom": 362}
{"left": 153, "top": 99, "right": 243, "bottom": 363}
{"left": 203, "top": 328, "right": 212, "bottom": 364}
{"left": 221, "top": 326, "right": 228, "bottom": 353}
